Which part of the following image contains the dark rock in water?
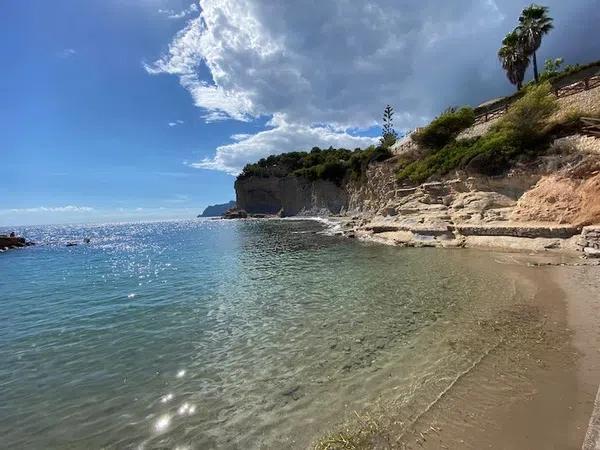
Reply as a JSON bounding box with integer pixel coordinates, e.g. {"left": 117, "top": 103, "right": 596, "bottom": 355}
{"left": 0, "top": 235, "right": 34, "bottom": 250}
{"left": 84, "top": 238, "right": 91, "bottom": 244}
{"left": 198, "top": 200, "right": 236, "bottom": 218}
{"left": 281, "top": 385, "right": 303, "bottom": 401}
{"left": 222, "top": 208, "right": 248, "bottom": 219}
{"left": 66, "top": 242, "right": 78, "bottom": 247}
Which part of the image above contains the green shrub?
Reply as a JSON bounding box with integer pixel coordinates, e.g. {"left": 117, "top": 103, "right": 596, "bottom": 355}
{"left": 397, "top": 84, "right": 559, "bottom": 184}
{"left": 411, "top": 107, "right": 476, "bottom": 149}
{"left": 493, "top": 82, "right": 558, "bottom": 142}
{"left": 348, "top": 145, "right": 392, "bottom": 181}
{"left": 397, "top": 131, "right": 519, "bottom": 183}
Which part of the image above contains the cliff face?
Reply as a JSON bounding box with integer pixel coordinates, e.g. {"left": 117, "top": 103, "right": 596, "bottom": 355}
{"left": 235, "top": 176, "right": 347, "bottom": 216}
{"left": 234, "top": 157, "right": 539, "bottom": 219}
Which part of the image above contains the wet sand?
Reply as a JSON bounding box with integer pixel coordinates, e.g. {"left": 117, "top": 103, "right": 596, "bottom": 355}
{"left": 402, "top": 263, "right": 600, "bottom": 450}
{"left": 315, "top": 252, "right": 600, "bottom": 449}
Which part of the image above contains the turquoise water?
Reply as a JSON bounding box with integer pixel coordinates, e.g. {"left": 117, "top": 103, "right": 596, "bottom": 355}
{"left": 1, "top": 219, "right": 533, "bottom": 449}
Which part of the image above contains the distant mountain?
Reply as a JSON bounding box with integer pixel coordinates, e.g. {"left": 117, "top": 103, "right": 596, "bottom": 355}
{"left": 198, "top": 200, "right": 236, "bottom": 217}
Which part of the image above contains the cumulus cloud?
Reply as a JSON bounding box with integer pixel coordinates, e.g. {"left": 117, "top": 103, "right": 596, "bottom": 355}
{"left": 158, "top": 3, "right": 199, "bottom": 20}
{"left": 148, "top": 0, "right": 600, "bottom": 173}
{"left": 190, "top": 117, "right": 378, "bottom": 175}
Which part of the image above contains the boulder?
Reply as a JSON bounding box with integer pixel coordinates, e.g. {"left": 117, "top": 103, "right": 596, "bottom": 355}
{"left": 382, "top": 207, "right": 398, "bottom": 217}
{"left": 222, "top": 208, "right": 248, "bottom": 219}
{"left": 0, "top": 235, "right": 31, "bottom": 249}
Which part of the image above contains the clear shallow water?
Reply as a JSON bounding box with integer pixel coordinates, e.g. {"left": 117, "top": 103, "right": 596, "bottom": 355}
{"left": 0, "top": 219, "right": 536, "bottom": 449}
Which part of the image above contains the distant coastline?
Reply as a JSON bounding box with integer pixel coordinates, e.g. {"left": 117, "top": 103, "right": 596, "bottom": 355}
{"left": 198, "top": 200, "right": 236, "bottom": 217}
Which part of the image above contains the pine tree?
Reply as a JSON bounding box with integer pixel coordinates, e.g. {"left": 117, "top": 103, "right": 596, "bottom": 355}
{"left": 380, "top": 105, "right": 398, "bottom": 148}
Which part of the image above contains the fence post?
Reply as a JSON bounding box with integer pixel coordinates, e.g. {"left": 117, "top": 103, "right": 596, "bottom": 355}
{"left": 584, "top": 78, "right": 590, "bottom": 90}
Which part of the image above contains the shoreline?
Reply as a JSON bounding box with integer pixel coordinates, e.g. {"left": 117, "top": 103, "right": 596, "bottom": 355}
{"left": 335, "top": 214, "right": 599, "bottom": 257}
{"left": 267, "top": 214, "right": 600, "bottom": 263}
{"left": 417, "top": 259, "right": 600, "bottom": 449}
{"left": 312, "top": 248, "right": 600, "bottom": 449}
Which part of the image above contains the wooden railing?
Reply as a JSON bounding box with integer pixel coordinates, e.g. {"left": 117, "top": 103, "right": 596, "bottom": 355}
{"left": 474, "top": 65, "right": 600, "bottom": 124}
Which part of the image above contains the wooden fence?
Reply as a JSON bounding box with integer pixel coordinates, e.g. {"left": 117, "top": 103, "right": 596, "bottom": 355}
{"left": 474, "top": 64, "right": 600, "bottom": 124}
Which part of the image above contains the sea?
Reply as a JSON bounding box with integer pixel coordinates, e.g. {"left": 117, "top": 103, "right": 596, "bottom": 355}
{"left": 0, "top": 218, "right": 565, "bottom": 448}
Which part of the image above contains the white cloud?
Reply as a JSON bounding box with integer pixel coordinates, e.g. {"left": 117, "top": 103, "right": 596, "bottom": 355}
{"left": 168, "top": 120, "right": 185, "bottom": 127}
{"left": 2, "top": 205, "right": 94, "bottom": 214}
{"left": 164, "top": 194, "right": 191, "bottom": 204}
{"left": 148, "top": 0, "right": 507, "bottom": 128}
{"left": 57, "top": 48, "right": 76, "bottom": 58}
{"left": 158, "top": 3, "right": 199, "bottom": 20}
{"left": 190, "top": 119, "right": 378, "bottom": 175}
{"left": 147, "top": 0, "right": 600, "bottom": 174}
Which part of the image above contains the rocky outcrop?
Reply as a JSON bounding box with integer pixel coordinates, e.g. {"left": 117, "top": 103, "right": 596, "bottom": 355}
{"left": 0, "top": 235, "right": 35, "bottom": 251}
{"left": 579, "top": 226, "right": 600, "bottom": 258}
{"left": 199, "top": 200, "right": 236, "bottom": 217}
{"left": 511, "top": 159, "right": 600, "bottom": 227}
{"left": 234, "top": 112, "right": 600, "bottom": 254}
{"left": 222, "top": 208, "right": 248, "bottom": 219}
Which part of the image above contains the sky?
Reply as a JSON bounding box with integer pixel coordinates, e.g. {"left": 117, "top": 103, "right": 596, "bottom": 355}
{"left": 1, "top": 0, "right": 598, "bottom": 225}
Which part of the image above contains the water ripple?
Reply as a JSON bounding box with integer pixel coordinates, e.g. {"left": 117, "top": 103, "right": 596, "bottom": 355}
{"left": 0, "top": 219, "right": 533, "bottom": 448}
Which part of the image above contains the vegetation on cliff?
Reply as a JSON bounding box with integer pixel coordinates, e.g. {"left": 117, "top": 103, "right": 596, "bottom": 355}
{"left": 411, "top": 107, "right": 475, "bottom": 150}
{"left": 237, "top": 145, "right": 392, "bottom": 185}
{"left": 397, "top": 83, "right": 559, "bottom": 183}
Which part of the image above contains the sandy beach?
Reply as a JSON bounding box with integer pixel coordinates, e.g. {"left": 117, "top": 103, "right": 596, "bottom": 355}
{"left": 315, "top": 251, "right": 600, "bottom": 449}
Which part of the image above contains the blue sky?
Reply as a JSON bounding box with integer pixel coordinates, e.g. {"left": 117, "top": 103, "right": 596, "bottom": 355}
{"left": 2, "top": 0, "right": 598, "bottom": 225}
{"left": 1, "top": 1, "right": 250, "bottom": 225}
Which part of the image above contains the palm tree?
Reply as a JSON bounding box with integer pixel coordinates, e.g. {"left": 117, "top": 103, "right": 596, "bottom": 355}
{"left": 517, "top": 4, "right": 554, "bottom": 83}
{"left": 498, "top": 31, "right": 529, "bottom": 90}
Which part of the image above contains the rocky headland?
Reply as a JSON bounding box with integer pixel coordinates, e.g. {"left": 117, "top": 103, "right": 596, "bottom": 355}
{"left": 234, "top": 83, "right": 600, "bottom": 257}
{"left": 198, "top": 200, "right": 237, "bottom": 217}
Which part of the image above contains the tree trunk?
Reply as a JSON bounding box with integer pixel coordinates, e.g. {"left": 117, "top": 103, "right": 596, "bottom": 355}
{"left": 517, "top": 80, "right": 522, "bottom": 90}
{"left": 533, "top": 51, "right": 539, "bottom": 83}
